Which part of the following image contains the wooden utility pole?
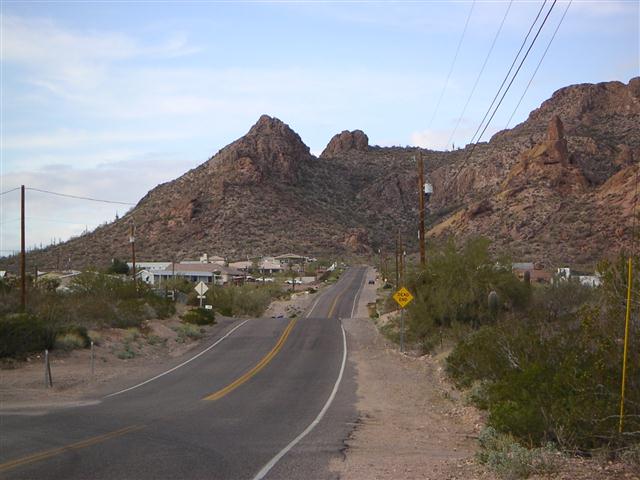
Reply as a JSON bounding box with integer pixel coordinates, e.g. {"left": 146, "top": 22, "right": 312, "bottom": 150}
{"left": 395, "top": 231, "right": 399, "bottom": 287}
{"left": 129, "top": 224, "right": 136, "bottom": 285}
{"left": 20, "top": 185, "right": 26, "bottom": 310}
{"left": 399, "top": 232, "right": 404, "bottom": 286}
{"left": 418, "top": 154, "right": 426, "bottom": 267}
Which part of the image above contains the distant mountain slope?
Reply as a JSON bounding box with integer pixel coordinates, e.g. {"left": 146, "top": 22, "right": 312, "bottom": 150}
{"left": 3, "top": 77, "right": 639, "bottom": 271}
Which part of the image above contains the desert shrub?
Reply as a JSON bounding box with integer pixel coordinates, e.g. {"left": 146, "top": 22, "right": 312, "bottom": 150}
{"left": 405, "top": 237, "right": 530, "bottom": 352}
{"left": 0, "top": 313, "right": 57, "bottom": 358}
{"left": 477, "top": 427, "right": 560, "bottom": 479}
{"left": 447, "top": 302, "right": 639, "bottom": 450}
{"left": 180, "top": 308, "right": 216, "bottom": 326}
{"left": 116, "top": 342, "right": 136, "bottom": 359}
{"left": 54, "top": 332, "right": 86, "bottom": 351}
{"left": 88, "top": 330, "right": 102, "bottom": 346}
{"left": 175, "top": 323, "right": 204, "bottom": 342}
{"left": 148, "top": 296, "right": 175, "bottom": 319}
{"left": 207, "top": 284, "right": 281, "bottom": 317}
{"left": 124, "top": 327, "right": 140, "bottom": 343}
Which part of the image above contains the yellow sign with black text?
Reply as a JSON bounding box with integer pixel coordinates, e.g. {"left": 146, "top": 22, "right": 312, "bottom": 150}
{"left": 393, "top": 287, "right": 414, "bottom": 308}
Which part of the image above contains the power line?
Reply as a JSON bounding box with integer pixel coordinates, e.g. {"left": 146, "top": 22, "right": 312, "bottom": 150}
{"left": 467, "top": 0, "right": 548, "bottom": 147}
{"left": 447, "top": 0, "right": 513, "bottom": 150}
{"left": 472, "top": 0, "right": 558, "bottom": 146}
{"left": 0, "top": 187, "right": 20, "bottom": 196}
{"left": 26, "top": 187, "right": 136, "bottom": 206}
{"left": 504, "top": 0, "right": 572, "bottom": 129}
{"left": 427, "top": 0, "right": 476, "bottom": 131}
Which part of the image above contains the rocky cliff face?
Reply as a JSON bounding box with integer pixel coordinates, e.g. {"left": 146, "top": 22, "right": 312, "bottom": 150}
{"left": 5, "top": 77, "right": 639, "bottom": 271}
{"left": 320, "top": 130, "right": 369, "bottom": 158}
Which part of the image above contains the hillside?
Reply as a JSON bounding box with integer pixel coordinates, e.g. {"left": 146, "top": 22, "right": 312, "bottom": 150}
{"left": 3, "top": 77, "right": 639, "bottom": 271}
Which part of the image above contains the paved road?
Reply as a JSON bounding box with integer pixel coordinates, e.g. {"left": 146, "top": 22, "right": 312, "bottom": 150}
{"left": 0, "top": 266, "right": 368, "bottom": 479}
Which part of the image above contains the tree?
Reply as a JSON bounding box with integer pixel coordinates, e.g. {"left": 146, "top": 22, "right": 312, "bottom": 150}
{"left": 107, "top": 258, "right": 129, "bottom": 275}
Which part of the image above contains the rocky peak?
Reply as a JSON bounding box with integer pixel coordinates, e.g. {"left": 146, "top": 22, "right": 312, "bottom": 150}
{"left": 547, "top": 115, "right": 564, "bottom": 141}
{"left": 320, "top": 130, "right": 369, "bottom": 158}
{"left": 212, "top": 115, "right": 313, "bottom": 184}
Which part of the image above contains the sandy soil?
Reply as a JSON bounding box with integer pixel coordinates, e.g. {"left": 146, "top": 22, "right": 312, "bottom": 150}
{"left": 333, "top": 267, "right": 638, "bottom": 480}
{"left": 0, "top": 287, "right": 322, "bottom": 413}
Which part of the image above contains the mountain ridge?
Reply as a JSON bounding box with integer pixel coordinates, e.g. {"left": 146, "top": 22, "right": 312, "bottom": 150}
{"left": 3, "top": 77, "right": 639, "bottom": 271}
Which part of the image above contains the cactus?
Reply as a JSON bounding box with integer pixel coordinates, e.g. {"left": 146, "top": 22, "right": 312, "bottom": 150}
{"left": 488, "top": 290, "right": 499, "bottom": 318}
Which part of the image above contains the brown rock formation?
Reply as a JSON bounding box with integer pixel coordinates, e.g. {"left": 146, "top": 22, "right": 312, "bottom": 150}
{"left": 320, "top": 130, "right": 369, "bottom": 158}
{"left": 4, "top": 77, "right": 639, "bottom": 272}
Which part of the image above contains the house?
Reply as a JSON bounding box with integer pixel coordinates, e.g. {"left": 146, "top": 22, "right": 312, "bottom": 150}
{"left": 127, "top": 262, "right": 171, "bottom": 272}
{"left": 512, "top": 262, "right": 552, "bottom": 283}
{"left": 259, "top": 257, "right": 284, "bottom": 274}
{"left": 229, "top": 260, "right": 253, "bottom": 272}
{"left": 153, "top": 262, "right": 244, "bottom": 286}
{"left": 274, "top": 254, "right": 309, "bottom": 266}
{"left": 556, "top": 267, "right": 602, "bottom": 287}
{"left": 181, "top": 254, "right": 226, "bottom": 266}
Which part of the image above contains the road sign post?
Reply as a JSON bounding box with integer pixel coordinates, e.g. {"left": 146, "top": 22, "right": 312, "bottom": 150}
{"left": 392, "top": 287, "right": 414, "bottom": 353}
{"left": 194, "top": 281, "right": 209, "bottom": 308}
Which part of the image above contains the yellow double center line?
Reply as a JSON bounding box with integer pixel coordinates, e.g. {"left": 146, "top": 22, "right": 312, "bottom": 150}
{"left": 0, "top": 425, "right": 144, "bottom": 474}
{"left": 203, "top": 318, "right": 298, "bottom": 401}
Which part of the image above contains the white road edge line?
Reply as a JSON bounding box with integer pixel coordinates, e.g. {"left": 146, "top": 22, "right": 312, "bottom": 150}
{"left": 350, "top": 267, "right": 368, "bottom": 319}
{"left": 104, "top": 319, "right": 251, "bottom": 398}
{"left": 252, "top": 267, "right": 366, "bottom": 480}
{"left": 252, "top": 323, "right": 348, "bottom": 480}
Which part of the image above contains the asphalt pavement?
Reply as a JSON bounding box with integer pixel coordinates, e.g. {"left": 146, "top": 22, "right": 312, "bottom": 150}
{"left": 0, "top": 266, "right": 368, "bottom": 480}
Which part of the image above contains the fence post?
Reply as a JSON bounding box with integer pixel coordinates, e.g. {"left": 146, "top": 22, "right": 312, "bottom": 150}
{"left": 44, "top": 349, "right": 52, "bottom": 388}
{"left": 90, "top": 341, "right": 95, "bottom": 377}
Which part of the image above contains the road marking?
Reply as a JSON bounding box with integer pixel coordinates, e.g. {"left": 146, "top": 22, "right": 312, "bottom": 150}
{"left": 105, "top": 319, "right": 250, "bottom": 398}
{"left": 350, "top": 267, "right": 368, "bottom": 319}
{"left": 0, "top": 425, "right": 144, "bottom": 474}
{"left": 204, "top": 318, "right": 297, "bottom": 401}
{"left": 252, "top": 267, "right": 364, "bottom": 480}
{"left": 252, "top": 322, "right": 348, "bottom": 480}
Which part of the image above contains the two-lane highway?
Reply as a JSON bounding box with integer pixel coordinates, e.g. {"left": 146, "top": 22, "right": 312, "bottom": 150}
{"left": 0, "top": 266, "right": 368, "bottom": 479}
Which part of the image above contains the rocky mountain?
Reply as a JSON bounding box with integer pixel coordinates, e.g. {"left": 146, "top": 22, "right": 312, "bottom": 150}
{"left": 4, "top": 77, "right": 639, "bottom": 271}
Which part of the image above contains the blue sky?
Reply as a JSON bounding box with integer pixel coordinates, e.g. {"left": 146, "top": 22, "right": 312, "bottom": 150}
{"left": 1, "top": 0, "right": 638, "bottom": 256}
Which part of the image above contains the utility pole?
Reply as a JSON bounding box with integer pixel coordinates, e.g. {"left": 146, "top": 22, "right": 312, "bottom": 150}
{"left": 418, "top": 154, "right": 426, "bottom": 267}
{"left": 129, "top": 224, "right": 136, "bottom": 286}
{"left": 20, "top": 185, "right": 26, "bottom": 311}
{"left": 399, "top": 232, "right": 404, "bottom": 286}
{"left": 395, "top": 231, "right": 399, "bottom": 287}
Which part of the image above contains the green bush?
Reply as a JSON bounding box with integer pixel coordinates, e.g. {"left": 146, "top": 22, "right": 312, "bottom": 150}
{"left": 405, "top": 238, "right": 530, "bottom": 352}
{"left": 180, "top": 308, "right": 216, "bottom": 326}
{"left": 207, "top": 284, "right": 281, "bottom": 317}
{"left": 0, "top": 313, "right": 57, "bottom": 358}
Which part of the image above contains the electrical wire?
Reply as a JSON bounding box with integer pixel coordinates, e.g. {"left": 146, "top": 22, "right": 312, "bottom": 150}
{"left": 447, "top": 0, "right": 513, "bottom": 150}
{"left": 427, "top": 0, "right": 476, "bottom": 131}
{"left": 0, "top": 187, "right": 20, "bottom": 196}
{"left": 505, "top": 0, "right": 572, "bottom": 129}
{"left": 467, "top": 0, "right": 548, "bottom": 147}
{"left": 26, "top": 187, "right": 136, "bottom": 206}
{"left": 472, "top": 0, "right": 558, "bottom": 146}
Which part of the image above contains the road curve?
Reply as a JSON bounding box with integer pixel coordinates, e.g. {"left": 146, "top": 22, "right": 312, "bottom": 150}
{"left": 0, "top": 266, "right": 368, "bottom": 479}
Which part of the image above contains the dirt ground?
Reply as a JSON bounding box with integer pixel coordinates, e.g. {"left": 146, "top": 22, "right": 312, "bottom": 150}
{"left": 332, "top": 267, "right": 639, "bottom": 480}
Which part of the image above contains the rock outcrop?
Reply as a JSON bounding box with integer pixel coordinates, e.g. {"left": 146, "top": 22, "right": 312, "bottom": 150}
{"left": 4, "top": 77, "right": 639, "bottom": 271}
{"left": 320, "top": 130, "right": 369, "bottom": 158}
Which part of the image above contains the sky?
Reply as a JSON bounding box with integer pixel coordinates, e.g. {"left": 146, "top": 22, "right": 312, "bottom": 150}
{"left": 1, "top": 0, "right": 639, "bottom": 257}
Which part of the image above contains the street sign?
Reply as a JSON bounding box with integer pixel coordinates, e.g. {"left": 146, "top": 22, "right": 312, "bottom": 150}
{"left": 195, "top": 281, "right": 209, "bottom": 296}
{"left": 393, "top": 287, "right": 414, "bottom": 308}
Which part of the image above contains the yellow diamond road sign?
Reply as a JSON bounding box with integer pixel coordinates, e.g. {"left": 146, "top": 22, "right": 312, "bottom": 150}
{"left": 393, "top": 287, "right": 414, "bottom": 308}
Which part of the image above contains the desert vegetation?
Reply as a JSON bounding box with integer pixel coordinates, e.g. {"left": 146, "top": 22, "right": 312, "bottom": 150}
{"left": 0, "top": 272, "right": 174, "bottom": 358}
{"left": 389, "top": 238, "right": 639, "bottom": 471}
